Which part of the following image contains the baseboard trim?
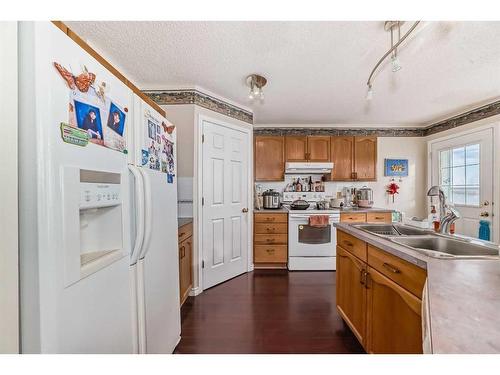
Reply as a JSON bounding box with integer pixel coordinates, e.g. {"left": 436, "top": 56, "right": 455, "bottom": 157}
{"left": 189, "top": 286, "right": 202, "bottom": 297}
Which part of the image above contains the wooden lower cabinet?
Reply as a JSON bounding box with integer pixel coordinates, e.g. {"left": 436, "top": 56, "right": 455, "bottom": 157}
{"left": 254, "top": 212, "right": 288, "bottom": 269}
{"left": 336, "top": 229, "right": 426, "bottom": 354}
{"left": 179, "top": 223, "right": 193, "bottom": 306}
{"left": 366, "top": 266, "right": 423, "bottom": 354}
{"left": 336, "top": 247, "right": 367, "bottom": 346}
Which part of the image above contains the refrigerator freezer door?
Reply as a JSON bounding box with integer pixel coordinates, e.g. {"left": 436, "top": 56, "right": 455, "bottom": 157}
{"left": 19, "top": 22, "right": 135, "bottom": 353}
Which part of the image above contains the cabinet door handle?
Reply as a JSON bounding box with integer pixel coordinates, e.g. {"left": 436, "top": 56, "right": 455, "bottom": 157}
{"left": 365, "top": 272, "right": 371, "bottom": 289}
{"left": 180, "top": 246, "right": 185, "bottom": 259}
{"left": 383, "top": 262, "right": 401, "bottom": 274}
{"left": 360, "top": 269, "right": 366, "bottom": 285}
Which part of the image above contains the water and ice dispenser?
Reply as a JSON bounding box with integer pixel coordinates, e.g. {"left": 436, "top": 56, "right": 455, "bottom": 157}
{"left": 62, "top": 167, "right": 126, "bottom": 286}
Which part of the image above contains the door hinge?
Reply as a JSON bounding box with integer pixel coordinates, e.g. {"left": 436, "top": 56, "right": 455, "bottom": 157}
{"left": 202, "top": 134, "right": 205, "bottom": 143}
{"left": 202, "top": 197, "right": 205, "bottom": 206}
{"left": 202, "top": 260, "right": 205, "bottom": 269}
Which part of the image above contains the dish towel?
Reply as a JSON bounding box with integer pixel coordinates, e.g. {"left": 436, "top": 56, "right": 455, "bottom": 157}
{"left": 309, "top": 215, "right": 329, "bottom": 227}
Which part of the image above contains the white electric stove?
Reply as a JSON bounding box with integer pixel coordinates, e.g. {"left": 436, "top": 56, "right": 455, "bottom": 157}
{"left": 284, "top": 192, "right": 340, "bottom": 271}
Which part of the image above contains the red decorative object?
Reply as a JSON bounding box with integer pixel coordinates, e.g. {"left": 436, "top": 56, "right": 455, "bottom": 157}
{"left": 386, "top": 181, "right": 400, "bottom": 203}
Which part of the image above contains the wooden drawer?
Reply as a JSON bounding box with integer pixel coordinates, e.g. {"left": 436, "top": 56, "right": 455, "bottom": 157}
{"left": 178, "top": 222, "right": 193, "bottom": 243}
{"left": 254, "top": 245, "right": 288, "bottom": 263}
{"left": 340, "top": 212, "right": 366, "bottom": 223}
{"left": 366, "top": 212, "right": 392, "bottom": 223}
{"left": 255, "top": 223, "right": 287, "bottom": 234}
{"left": 254, "top": 234, "right": 288, "bottom": 245}
{"left": 254, "top": 213, "right": 288, "bottom": 223}
{"left": 337, "top": 230, "right": 367, "bottom": 262}
{"left": 367, "top": 245, "right": 427, "bottom": 299}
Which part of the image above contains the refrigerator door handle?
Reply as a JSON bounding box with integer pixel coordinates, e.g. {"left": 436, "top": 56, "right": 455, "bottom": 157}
{"left": 138, "top": 168, "right": 153, "bottom": 260}
{"left": 129, "top": 165, "right": 145, "bottom": 265}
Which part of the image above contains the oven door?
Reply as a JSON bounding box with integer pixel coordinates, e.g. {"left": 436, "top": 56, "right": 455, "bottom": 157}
{"left": 288, "top": 214, "right": 337, "bottom": 257}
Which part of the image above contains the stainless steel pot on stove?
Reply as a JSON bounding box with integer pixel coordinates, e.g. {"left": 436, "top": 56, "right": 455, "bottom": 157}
{"left": 262, "top": 189, "right": 281, "bottom": 209}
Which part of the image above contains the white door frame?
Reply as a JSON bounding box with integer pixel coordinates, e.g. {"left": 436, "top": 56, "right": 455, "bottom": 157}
{"left": 0, "top": 21, "right": 19, "bottom": 353}
{"left": 427, "top": 122, "right": 500, "bottom": 242}
{"left": 195, "top": 114, "right": 253, "bottom": 293}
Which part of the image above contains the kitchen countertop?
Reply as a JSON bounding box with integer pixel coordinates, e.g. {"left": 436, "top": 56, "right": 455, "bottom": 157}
{"left": 338, "top": 207, "right": 394, "bottom": 213}
{"left": 178, "top": 217, "right": 193, "bottom": 228}
{"left": 254, "top": 207, "right": 289, "bottom": 213}
{"left": 254, "top": 206, "right": 393, "bottom": 214}
{"left": 335, "top": 222, "right": 500, "bottom": 354}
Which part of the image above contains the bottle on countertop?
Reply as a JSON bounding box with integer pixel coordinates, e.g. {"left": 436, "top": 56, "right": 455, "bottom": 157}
{"left": 429, "top": 205, "right": 440, "bottom": 232}
{"left": 308, "top": 176, "right": 313, "bottom": 192}
{"left": 296, "top": 178, "right": 302, "bottom": 192}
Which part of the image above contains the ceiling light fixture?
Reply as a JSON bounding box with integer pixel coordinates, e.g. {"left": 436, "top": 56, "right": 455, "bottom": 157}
{"left": 246, "top": 74, "right": 267, "bottom": 101}
{"left": 366, "top": 21, "right": 420, "bottom": 100}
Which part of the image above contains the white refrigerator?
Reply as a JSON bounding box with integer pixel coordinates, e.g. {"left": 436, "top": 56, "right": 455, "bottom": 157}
{"left": 18, "top": 21, "right": 180, "bottom": 353}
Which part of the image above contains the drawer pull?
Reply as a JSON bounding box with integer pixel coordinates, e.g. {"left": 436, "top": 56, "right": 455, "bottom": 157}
{"left": 266, "top": 239, "right": 275, "bottom": 243}
{"left": 266, "top": 217, "right": 276, "bottom": 221}
{"left": 266, "top": 249, "right": 275, "bottom": 253}
{"left": 179, "top": 232, "right": 185, "bottom": 237}
{"left": 266, "top": 228, "right": 275, "bottom": 232}
{"left": 374, "top": 216, "right": 384, "bottom": 220}
{"left": 343, "top": 240, "right": 354, "bottom": 247}
{"left": 383, "top": 262, "right": 401, "bottom": 274}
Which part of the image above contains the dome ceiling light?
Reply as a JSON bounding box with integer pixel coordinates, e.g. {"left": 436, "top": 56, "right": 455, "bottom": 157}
{"left": 246, "top": 74, "right": 267, "bottom": 101}
{"left": 366, "top": 21, "right": 421, "bottom": 101}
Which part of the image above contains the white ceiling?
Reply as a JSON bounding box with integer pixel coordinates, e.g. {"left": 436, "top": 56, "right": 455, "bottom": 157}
{"left": 66, "top": 21, "right": 500, "bottom": 126}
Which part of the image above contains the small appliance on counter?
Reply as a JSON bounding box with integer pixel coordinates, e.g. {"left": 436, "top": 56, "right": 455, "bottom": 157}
{"left": 262, "top": 189, "right": 281, "bottom": 209}
{"left": 342, "top": 186, "right": 357, "bottom": 207}
{"left": 356, "top": 186, "right": 374, "bottom": 208}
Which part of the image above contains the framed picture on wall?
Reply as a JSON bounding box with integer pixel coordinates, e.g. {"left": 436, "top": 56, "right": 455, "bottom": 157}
{"left": 384, "top": 158, "right": 409, "bottom": 177}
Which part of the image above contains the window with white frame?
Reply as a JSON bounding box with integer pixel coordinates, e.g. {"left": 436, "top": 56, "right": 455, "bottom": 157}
{"left": 439, "top": 144, "right": 480, "bottom": 206}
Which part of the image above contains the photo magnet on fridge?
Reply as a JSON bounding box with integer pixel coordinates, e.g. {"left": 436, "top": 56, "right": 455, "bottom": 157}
{"left": 142, "top": 149, "right": 149, "bottom": 166}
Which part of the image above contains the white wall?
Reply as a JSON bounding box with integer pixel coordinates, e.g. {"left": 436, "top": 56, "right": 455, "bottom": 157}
{"left": 0, "top": 21, "right": 19, "bottom": 353}
{"left": 259, "top": 136, "right": 428, "bottom": 218}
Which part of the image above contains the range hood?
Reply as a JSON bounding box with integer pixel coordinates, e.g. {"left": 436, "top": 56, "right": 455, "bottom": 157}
{"left": 285, "top": 162, "right": 334, "bottom": 174}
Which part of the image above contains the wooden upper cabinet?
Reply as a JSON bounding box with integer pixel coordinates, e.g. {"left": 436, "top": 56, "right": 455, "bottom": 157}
{"left": 285, "top": 136, "right": 308, "bottom": 162}
{"left": 366, "top": 267, "right": 423, "bottom": 354}
{"left": 336, "top": 246, "right": 367, "bottom": 346}
{"left": 354, "top": 136, "right": 377, "bottom": 181}
{"left": 331, "top": 136, "right": 354, "bottom": 180}
{"left": 254, "top": 136, "right": 285, "bottom": 181}
{"left": 307, "top": 136, "right": 331, "bottom": 162}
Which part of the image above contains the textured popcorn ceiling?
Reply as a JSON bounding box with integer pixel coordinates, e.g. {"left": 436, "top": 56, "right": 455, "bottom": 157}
{"left": 66, "top": 21, "right": 500, "bottom": 126}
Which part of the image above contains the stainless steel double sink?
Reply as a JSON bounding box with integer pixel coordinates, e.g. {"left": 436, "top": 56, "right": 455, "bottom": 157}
{"left": 352, "top": 223, "right": 499, "bottom": 259}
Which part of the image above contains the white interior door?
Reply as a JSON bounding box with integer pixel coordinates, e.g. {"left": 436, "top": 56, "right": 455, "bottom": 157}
{"left": 202, "top": 119, "right": 249, "bottom": 289}
{"left": 431, "top": 128, "right": 494, "bottom": 240}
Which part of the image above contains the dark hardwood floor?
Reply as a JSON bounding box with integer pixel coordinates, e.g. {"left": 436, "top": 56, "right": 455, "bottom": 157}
{"left": 174, "top": 270, "right": 365, "bottom": 354}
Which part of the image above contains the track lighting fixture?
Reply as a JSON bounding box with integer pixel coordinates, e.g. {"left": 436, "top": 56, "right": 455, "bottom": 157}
{"left": 365, "top": 21, "right": 420, "bottom": 100}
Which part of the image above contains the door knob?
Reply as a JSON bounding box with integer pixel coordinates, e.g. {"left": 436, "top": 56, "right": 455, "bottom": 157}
{"left": 242, "top": 208, "right": 248, "bottom": 213}
{"left": 483, "top": 201, "right": 490, "bottom": 206}
{"left": 480, "top": 211, "right": 489, "bottom": 217}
